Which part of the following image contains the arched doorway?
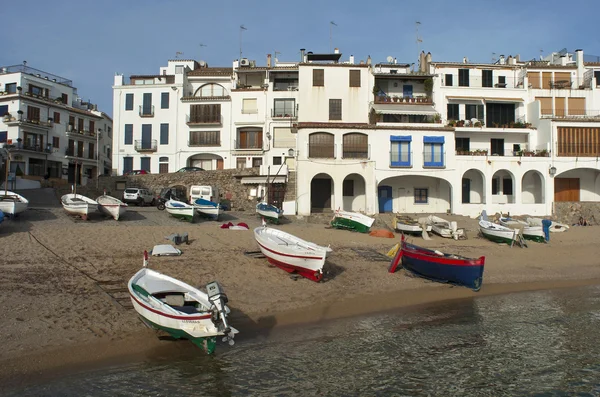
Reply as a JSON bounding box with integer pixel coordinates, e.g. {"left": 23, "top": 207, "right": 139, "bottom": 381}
{"left": 491, "top": 169, "right": 516, "bottom": 204}
{"left": 378, "top": 175, "right": 452, "bottom": 213}
{"left": 186, "top": 153, "right": 224, "bottom": 170}
{"left": 462, "top": 169, "right": 486, "bottom": 204}
{"left": 522, "top": 170, "right": 544, "bottom": 204}
{"left": 311, "top": 173, "right": 334, "bottom": 213}
{"left": 342, "top": 173, "right": 366, "bottom": 212}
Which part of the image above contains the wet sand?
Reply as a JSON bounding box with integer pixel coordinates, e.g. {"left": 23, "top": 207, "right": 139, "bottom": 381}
{"left": 0, "top": 199, "right": 598, "bottom": 384}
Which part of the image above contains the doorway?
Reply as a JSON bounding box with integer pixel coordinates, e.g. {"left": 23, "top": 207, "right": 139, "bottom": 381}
{"left": 311, "top": 178, "right": 332, "bottom": 212}
{"left": 378, "top": 185, "right": 393, "bottom": 213}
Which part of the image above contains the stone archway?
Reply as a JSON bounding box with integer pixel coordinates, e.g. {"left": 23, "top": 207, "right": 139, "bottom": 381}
{"left": 491, "top": 169, "right": 516, "bottom": 204}
{"left": 186, "top": 153, "right": 224, "bottom": 170}
{"left": 310, "top": 173, "right": 334, "bottom": 213}
{"left": 342, "top": 173, "right": 366, "bottom": 212}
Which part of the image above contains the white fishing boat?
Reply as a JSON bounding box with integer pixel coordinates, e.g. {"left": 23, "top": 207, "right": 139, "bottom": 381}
{"left": 254, "top": 223, "right": 332, "bottom": 282}
{"left": 526, "top": 217, "right": 569, "bottom": 233}
{"left": 165, "top": 199, "right": 195, "bottom": 222}
{"left": 193, "top": 198, "right": 220, "bottom": 220}
{"left": 479, "top": 219, "right": 520, "bottom": 245}
{"left": 256, "top": 202, "right": 281, "bottom": 224}
{"left": 330, "top": 210, "right": 375, "bottom": 233}
{"left": 392, "top": 215, "right": 432, "bottom": 235}
{"left": 498, "top": 215, "right": 545, "bottom": 243}
{"left": 61, "top": 193, "right": 97, "bottom": 220}
{"left": 96, "top": 194, "right": 128, "bottom": 220}
{"left": 0, "top": 191, "right": 29, "bottom": 216}
{"left": 128, "top": 251, "right": 237, "bottom": 354}
{"left": 426, "top": 215, "right": 466, "bottom": 240}
{"left": 498, "top": 215, "right": 528, "bottom": 228}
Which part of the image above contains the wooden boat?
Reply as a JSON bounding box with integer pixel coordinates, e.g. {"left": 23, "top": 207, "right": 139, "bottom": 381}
{"left": 426, "top": 215, "right": 465, "bottom": 240}
{"left": 392, "top": 215, "right": 432, "bottom": 236}
{"left": 498, "top": 215, "right": 544, "bottom": 243}
{"left": 0, "top": 191, "right": 29, "bottom": 216}
{"left": 527, "top": 217, "right": 569, "bottom": 233}
{"left": 96, "top": 194, "right": 128, "bottom": 220}
{"left": 165, "top": 199, "right": 195, "bottom": 222}
{"left": 256, "top": 202, "right": 281, "bottom": 224}
{"left": 479, "top": 219, "right": 520, "bottom": 244}
{"left": 193, "top": 198, "right": 220, "bottom": 220}
{"left": 0, "top": 209, "right": 4, "bottom": 225}
{"left": 128, "top": 251, "right": 237, "bottom": 354}
{"left": 253, "top": 224, "right": 332, "bottom": 282}
{"left": 330, "top": 210, "right": 375, "bottom": 233}
{"left": 498, "top": 215, "right": 528, "bottom": 228}
{"left": 389, "top": 235, "right": 485, "bottom": 291}
{"left": 61, "top": 193, "right": 97, "bottom": 220}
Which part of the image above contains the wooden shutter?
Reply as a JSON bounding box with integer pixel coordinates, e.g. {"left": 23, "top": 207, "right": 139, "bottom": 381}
{"left": 568, "top": 97, "right": 585, "bottom": 116}
{"left": 554, "top": 72, "right": 571, "bottom": 85}
{"left": 542, "top": 72, "right": 552, "bottom": 89}
{"left": 349, "top": 70, "right": 361, "bottom": 87}
{"left": 555, "top": 97, "right": 565, "bottom": 117}
{"left": 535, "top": 97, "right": 552, "bottom": 115}
{"left": 216, "top": 159, "right": 224, "bottom": 170}
{"left": 527, "top": 72, "right": 540, "bottom": 88}
{"left": 313, "top": 69, "right": 324, "bottom": 86}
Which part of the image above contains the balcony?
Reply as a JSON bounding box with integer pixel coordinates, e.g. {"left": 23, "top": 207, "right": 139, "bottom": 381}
{"left": 271, "top": 109, "right": 297, "bottom": 119}
{"left": 3, "top": 117, "right": 52, "bottom": 129}
{"left": 4, "top": 142, "right": 51, "bottom": 153}
{"left": 443, "top": 76, "right": 524, "bottom": 90}
{"left": 540, "top": 109, "right": 600, "bottom": 120}
{"left": 186, "top": 114, "right": 222, "bottom": 126}
{"left": 374, "top": 96, "right": 432, "bottom": 104}
{"left": 134, "top": 139, "right": 157, "bottom": 152}
{"left": 66, "top": 126, "right": 97, "bottom": 139}
{"left": 188, "top": 140, "right": 221, "bottom": 147}
{"left": 139, "top": 105, "right": 154, "bottom": 117}
{"left": 232, "top": 140, "right": 263, "bottom": 151}
{"left": 65, "top": 148, "right": 96, "bottom": 160}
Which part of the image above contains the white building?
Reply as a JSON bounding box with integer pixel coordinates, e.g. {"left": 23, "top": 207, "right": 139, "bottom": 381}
{"left": 0, "top": 63, "right": 112, "bottom": 186}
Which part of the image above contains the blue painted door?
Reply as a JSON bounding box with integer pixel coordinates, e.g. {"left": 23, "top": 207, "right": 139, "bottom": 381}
{"left": 403, "top": 85, "right": 413, "bottom": 98}
{"left": 378, "top": 185, "right": 393, "bottom": 213}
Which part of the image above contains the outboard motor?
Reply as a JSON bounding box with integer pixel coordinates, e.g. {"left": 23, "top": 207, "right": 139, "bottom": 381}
{"left": 206, "top": 281, "right": 234, "bottom": 345}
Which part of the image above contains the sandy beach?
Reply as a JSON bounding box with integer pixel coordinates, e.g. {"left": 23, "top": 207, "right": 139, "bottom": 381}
{"left": 1, "top": 189, "right": 599, "bottom": 384}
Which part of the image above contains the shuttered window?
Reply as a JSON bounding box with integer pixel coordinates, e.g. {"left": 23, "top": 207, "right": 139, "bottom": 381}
{"left": 528, "top": 72, "right": 540, "bottom": 89}
{"left": 27, "top": 106, "right": 40, "bottom": 121}
{"left": 189, "top": 104, "right": 221, "bottom": 123}
{"left": 557, "top": 127, "right": 600, "bottom": 156}
{"left": 273, "top": 127, "right": 295, "bottom": 148}
{"left": 536, "top": 97, "right": 553, "bottom": 115}
{"left": 160, "top": 123, "right": 169, "bottom": 144}
{"left": 309, "top": 132, "right": 334, "bottom": 158}
{"left": 458, "top": 69, "right": 470, "bottom": 87}
{"left": 349, "top": 70, "right": 361, "bottom": 87}
{"left": 242, "top": 98, "right": 258, "bottom": 114}
{"left": 568, "top": 97, "right": 585, "bottom": 116}
{"left": 329, "top": 99, "right": 342, "bottom": 120}
{"left": 124, "top": 124, "right": 133, "bottom": 145}
{"left": 125, "top": 93, "right": 133, "bottom": 110}
{"left": 313, "top": 69, "right": 324, "bottom": 86}
{"left": 542, "top": 72, "right": 552, "bottom": 89}
{"left": 237, "top": 128, "right": 262, "bottom": 149}
{"left": 342, "top": 133, "right": 368, "bottom": 158}
{"left": 189, "top": 131, "right": 220, "bottom": 146}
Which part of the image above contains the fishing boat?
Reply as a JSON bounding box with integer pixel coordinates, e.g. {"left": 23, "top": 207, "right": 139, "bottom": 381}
{"left": 128, "top": 251, "right": 237, "bottom": 354}
{"left": 0, "top": 191, "right": 29, "bottom": 216}
{"left": 479, "top": 219, "right": 520, "bottom": 244}
{"left": 526, "top": 217, "right": 569, "bottom": 233}
{"left": 392, "top": 215, "right": 432, "bottom": 236}
{"left": 256, "top": 202, "right": 281, "bottom": 224}
{"left": 426, "top": 215, "right": 466, "bottom": 240}
{"left": 0, "top": 209, "right": 4, "bottom": 225}
{"left": 388, "top": 235, "right": 485, "bottom": 291}
{"left": 498, "top": 215, "right": 545, "bottom": 243}
{"left": 193, "top": 198, "right": 220, "bottom": 220}
{"left": 498, "top": 215, "right": 528, "bottom": 228}
{"left": 61, "top": 193, "right": 98, "bottom": 220}
{"left": 253, "top": 223, "right": 332, "bottom": 282}
{"left": 165, "top": 199, "right": 195, "bottom": 222}
{"left": 96, "top": 194, "right": 128, "bottom": 220}
{"left": 330, "top": 210, "right": 375, "bottom": 233}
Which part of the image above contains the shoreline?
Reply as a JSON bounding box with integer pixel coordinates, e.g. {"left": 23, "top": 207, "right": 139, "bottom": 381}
{"left": 2, "top": 277, "right": 599, "bottom": 387}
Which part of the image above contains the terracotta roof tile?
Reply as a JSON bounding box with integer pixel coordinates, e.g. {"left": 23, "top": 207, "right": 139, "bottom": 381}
{"left": 296, "top": 122, "right": 454, "bottom": 131}
{"left": 187, "top": 67, "right": 233, "bottom": 76}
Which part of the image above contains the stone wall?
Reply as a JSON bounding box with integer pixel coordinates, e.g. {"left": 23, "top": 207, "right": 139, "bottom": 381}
{"left": 554, "top": 202, "right": 600, "bottom": 226}
{"left": 88, "top": 168, "right": 267, "bottom": 211}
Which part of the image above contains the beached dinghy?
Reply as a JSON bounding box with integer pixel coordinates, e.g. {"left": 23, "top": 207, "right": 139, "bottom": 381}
{"left": 427, "top": 215, "right": 465, "bottom": 240}
{"left": 61, "top": 193, "right": 97, "bottom": 220}
{"left": 389, "top": 235, "right": 485, "bottom": 291}
{"left": 256, "top": 202, "right": 281, "bottom": 224}
{"left": 527, "top": 217, "right": 569, "bottom": 233}
{"left": 479, "top": 219, "right": 521, "bottom": 245}
{"left": 253, "top": 223, "right": 332, "bottom": 282}
{"left": 165, "top": 199, "right": 195, "bottom": 222}
{"left": 498, "top": 215, "right": 528, "bottom": 228}
{"left": 393, "top": 215, "right": 432, "bottom": 236}
{"left": 0, "top": 191, "right": 29, "bottom": 216}
{"left": 96, "top": 194, "right": 128, "bottom": 220}
{"left": 128, "top": 251, "right": 237, "bottom": 354}
{"left": 498, "top": 215, "right": 545, "bottom": 243}
{"left": 330, "top": 209, "right": 375, "bottom": 233}
{"left": 193, "top": 198, "right": 220, "bottom": 220}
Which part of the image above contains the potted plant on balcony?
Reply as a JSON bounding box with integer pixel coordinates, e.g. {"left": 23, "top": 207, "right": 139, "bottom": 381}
{"left": 447, "top": 119, "right": 457, "bottom": 127}
{"left": 3, "top": 112, "right": 12, "bottom": 122}
{"left": 535, "top": 149, "right": 549, "bottom": 157}
{"left": 424, "top": 78, "right": 433, "bottom": 96}
{"left": 392, "top": 95, "right": 399, "bottom": 102}
{"left": 433, "top": 113, "right": 441, "bottom": 123}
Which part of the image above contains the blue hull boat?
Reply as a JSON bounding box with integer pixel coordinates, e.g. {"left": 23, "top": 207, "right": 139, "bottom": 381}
{"left": 193, "top": 198, "right": 220, "bottom": 220}
{"left": 389, "top": 236, "right": 485, "bottom": 291}
{"left": 256, "top": 202, "right": 281, "bottom": 224}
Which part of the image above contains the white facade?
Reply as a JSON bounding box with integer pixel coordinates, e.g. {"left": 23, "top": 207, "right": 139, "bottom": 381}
{"left": 0, "top": 64, "right": 112, "bottom": 185}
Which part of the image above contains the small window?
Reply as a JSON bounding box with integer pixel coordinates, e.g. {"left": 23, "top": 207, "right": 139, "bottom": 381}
{"left": 125, "top": 93, "right": 134, "bottom": 111}
{"left": 0, "top": 131, "right": 7, "bottom": 143}
{"left": 503, "top": 178, "right": 513, "bottom": 195}
{"left": 236, "top": 158, "right": 246, "bottom": 169}
{"left": 273, "top": 156, "right": 282, "bottom": 165}
{"left": 53, "top": 111, "right": 61, "bottom": 124}
{"left": 349, "top": 70, "right": 361, "bottom": 87}
{"left": 61, "top": 93, "right": 68, "bottom": 104}
{"left": 160, "top": 123, "right": 169, "bottom": 145}
{"left": 0, "top": 105, "right": 8, "bottom": 116}
{"left": 52, "top": 136, "right": 59, "bottom": 148}
{"left": 124, "top": 124, "right": 133, "bottom": 145}
{"left": 5, "top": 83, "right": 16, "bottom": 94}
{"left": 414, "top": 188, "right": 428, "bottom": 204}
{"left": 242, "top": 98, "right": 258, "bottom": 114}
{"left": 161, "top": 92, "right": 169, "bottom": 109}
{"left": 329, "top": 99, "right": 342, "bottom": 120}
{"left": 252, "top": 157, "right": 263, "bottom": 168}
{"left": 447, "top": 104, "right": 459, "bottom": 120}
{"left": 343, "top": 179, "right": 354, "bottom": 196}
{"left": 445, "top": 74, "right": 453, "bottom": 87}
{"left": 482, "top": 70, "right": 493, "bottom": 88}
{"left": 458, "top": 69, "right": 470, "bottom": 87}
{"left": 313, "top": 69, "right": 324, "bottom": 87}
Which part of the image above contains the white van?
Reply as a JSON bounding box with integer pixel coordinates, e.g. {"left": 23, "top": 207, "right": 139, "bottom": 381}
{"left": 189, "top": 185, "right": 219, "bottom": 204}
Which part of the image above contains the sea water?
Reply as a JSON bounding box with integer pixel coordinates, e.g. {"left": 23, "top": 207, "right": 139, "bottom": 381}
{"left": 5, "top": 285, "right": 600, "bottom": 396}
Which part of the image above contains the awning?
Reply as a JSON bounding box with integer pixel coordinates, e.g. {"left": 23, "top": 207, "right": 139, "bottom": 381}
{"left": 484, "top": 97, "right": 524, "bottom": 103}
{"left": 241, "top": 176, "right": 287, "bottom": 184}
{"left": 424, "top": 136, "right": 445, "bottom": 143}
{"left": 372, "top": 104, "right": 437, "bottom": 115}
{"left": 446, "top": 96, "right": 485, "bottom": 104}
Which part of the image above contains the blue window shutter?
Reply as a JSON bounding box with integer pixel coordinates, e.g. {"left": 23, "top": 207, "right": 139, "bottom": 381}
{"left": 123, "top": 157, "right": 133, "bottom": 173}
{"left": 161, "top": 92, "right": 169, "bottom": 109}
{"left": 423, "top": 136, "right": 445, "bottom": 143}
{"left": 390, "top": 135, "right": 412, "bottom": 142}
{"left": 160, "top": 123, "right": 169, "bottom": 144}
{"left": 390, "top": 139, "right": 411, "bottom": 167}
{"left": 124, "top": 124, "right": 133, "bottom": 144}
{"left": 125, "top": 94, "right": 134, "bottom": 111}
{"left": 0, "top": 131, "right": 7, "bottom": 143}
{"left": 0, "top": 105, "right": 8, "bottom": 117}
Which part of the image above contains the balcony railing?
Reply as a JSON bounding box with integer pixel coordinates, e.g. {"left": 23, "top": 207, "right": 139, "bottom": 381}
{"left": 134, "top": 139, "right": 157, "bottom": 152}
{"left": 390, "top": 151, "right": 413, "bottom": 168}
{"left": 540, "top": 109, "right": 600, "bottom": 119}
{"left": 65, "top": 148, "right": 96, "bottom": 159}
{"left": 139, "top": 105, "right": 154, "bottom": 117}
{"left": 272, "top": 109, "right": 297, "bottom": 118}
{"left": 374, "top": 96, "right": 432, "bottom": 104}
{"left": 186, "top": 114, "right": 222, "bottom": 126}
{"left": 232, "top": 140, "right": 263, "bottom": 150}
{"left": 443, "top": 75, "right": 522, "bottom": 89}
{"left": 3, "top": 117, "right": 52, "bottom": 128}
{"left": 557, "top": 143, "right": 600, "bottom": 157}
{"left": 7, "top": 143, "right": 49, "bottom": 153}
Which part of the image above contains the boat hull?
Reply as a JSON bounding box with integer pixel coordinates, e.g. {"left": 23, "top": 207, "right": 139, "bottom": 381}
{"left": 256, "top": 203, "right": 281, "bottom": 224}
{"left": 330, "top": 211, "right": 374, "bottom": 233}
{"left": 98, "top": 204, "right": 127, "bottom": 220}
{"left": 0, "top": 191, "right": 29, "bottom": 215}
{"left": 523, "top": 226, "right": 545, "bottom": 243}
{"left": 165, "top": 200, "right": 195, "bottom": 222}
{"left": 195, "top": 206, "right": 220, "bottom": 220}
{"left": 479, "top": 220, "right": 519, "bottom": 244}
{"left": 61, "top": 194, "right": 97, "bottom": 219}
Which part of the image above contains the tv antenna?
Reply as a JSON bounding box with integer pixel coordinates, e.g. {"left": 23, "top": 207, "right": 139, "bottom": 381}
{"left": 492, "top": 52, "right": 497, "bottom": 63}
{"left": 175, "top": 51, "right": 183, "bottom": 59}
{"left": 329, "top": 21, "right": 337, "bottom": 53}
{"left": 199, "top": 43, "right": 207, "bottom": 59}
{"left": 239, "top": 25, "right": 247, "bottom": 64}
{"left": 416, "top": 21, "right": 422, "bottom": 60}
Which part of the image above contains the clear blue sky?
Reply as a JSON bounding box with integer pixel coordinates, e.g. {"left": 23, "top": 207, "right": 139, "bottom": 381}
{"left": 2, "top": 0, "right": 598, "bottom": 117}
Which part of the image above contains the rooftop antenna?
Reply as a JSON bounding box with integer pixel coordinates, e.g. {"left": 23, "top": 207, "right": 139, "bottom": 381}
{"left": 492, "top": 52, "right": 497, "bottom": 63}
{"left": 415, "top": 21, "right": 422, "bottom": 62}
{"left": 274, "top": 50, "right": 281, "bottom": 64}
{"left": 199, "top": 43, "right": 207, "bottom": 60}
{"left": 330, "top": 21, "right": 337, "bottom": 53}
{"left": 540, "top": 49, "right": 544, "bottom": 61}
{"left": 175, "top": 51, "right": 183, "bottom": 59}
{"left": 239, "top": 25, "right": 247, "bottom": 64}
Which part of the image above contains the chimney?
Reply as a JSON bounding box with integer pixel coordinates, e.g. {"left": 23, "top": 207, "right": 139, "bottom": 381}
{"left": 507, "top": 55, "right": 514, "bottom": 65}
{"left": 419, "top": 51, "right": 426, "bottom": 72}
{"left": 267, "top": 54, "right": 272, "bottom": 68}
{"left": 426, "top": 52, "right": 432, "bottom": 72}
{"left": 560, "top": 55, "right": 567, "bottom": 66}
{"left": 300, "top": 48, "right": 305, "bottom": 63}
{"left": 334, "top": 48, "right": 339, "bottom": 54}
{"left": 575, "top": 49, "right": 584, "bottom": 67}
{"left": 366, "top": 55, "right": 372, "bottom": 65}
{"left": 516, "top": 54, "right": 521, "bottom": 63}
{"left": 349, "top": 55, "right": 354, "bottom": 64}
{"left": 393, "top": 57, "right": 397, "bottom": 64}
{"left": 499, "top": 55, "right": 505, "bottom": 65}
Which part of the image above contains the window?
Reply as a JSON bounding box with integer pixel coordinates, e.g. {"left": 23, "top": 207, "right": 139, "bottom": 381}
{"left": 189, "top": 131, "right": 220, "bottom": 146}
{"left": 142, "top": 93, "right": 152, "bottom": 115}
{"left": 161, "top": 92, "right": 169, "bottom": 109}
{"left": 29, "top": 84, "right": 48, "bottom": 97}
{"left": 309, "top": 132, "right": 334, "bottom": 158}
{"left": 160, "top": 123, "right": 169, "bottom": 145}
{"left": 491, "top": 139, "right": 504, "bottom": 156}
{"left": 342, "top": 133, "right": 368, "bottom": 158}
{"left": 189, "top": 104, "right": 221, "bottom": 123}
{"left": 78, "top": 118, "right": 84, "bottom": 132}
{"left": 482, "top": 70, "right": 493, "bottom": 87}
{"left": 343, "top": 179, "right": 354, "bottom": 196}
{"left": 140, "top": 157, "right": 151, "bottom": 173}
{"left": 273, "top": 156, "right": 282, "bottom": 165}
{"left": 465, "top": 104, "right": 484, "bottom": 122}
{"left": 349, "top": 70, "right": 361, "bottom": 87}
{"left": 5, "top": 83, "right": 16, "bottom": 94}
{"left": 0, "top": 105, "right": 8, "bottom": 116}
{"left": 423, "top": 137, "right": 444, "bottom": 167}
{"left": 445, "top": 74, "right": 453, "bottom": 87}
{"left": 390, "top": 136, "right": 411, "bottom": 167}
{"left": 486, "top": 103, "right": 515, "bottom": 126}
{"left": 503, "top": 178, "right": 513, "bottom": 195}
{"left": 497, "top": 76, "right": 506, "bottom": 88}
{"left": 175, "top": 65, "right": 184, "bottom": 74}
{"left": 88, "top": 142, "right": 95, "bottom": 159}
{"left": 123, "top": 157, "right": 133, "bottom": 174}
{"left": 273, "top": 99, "right": 295, "bottom": 117}
{"left": 329, "top": 99, "right": 342, "bottom": 120}
{"left": 455, "top": 137, "right": 470, "bottom": 152}
{"left": 124, "top": 124, "right": 133, "bottom": 144}
{"left": 29, "top": 158, "right": 45, "bottom": 176}
{"left": 273, "top": 127, "right": 295, "bottom": 148}
{"left": 89, "top": 121, "right": 95, "bottom": 134}
{"left": 237, "top": 128, "right": 262, "bottom": 149}
{"left": 0, "top": 131, "right": 6, "bottom": 143}
{"left": 414, "top": 188, "right": 428, "bottom": 204}
{"left": 68, "top": 115, "right": 75, "bottom": 129}
{"left": 27, "top": 106, "right": 40, "bottom": 121}
{"left": 236, "top": 158, "right": 246, "bottom": 169}
{"left": 159, "top": 157, "right": 169, "bottom": 174}
{"left": 458, "top": 69, "right": 470, "bottom": 87}
{"left": 492, "top": 178, "right": 499, "bottom": 195}
{"left": 52, "top": 136, "right": 59, "bottom": 148}
{"left": 313, "top": 69, "right": 324, "bottom": 86}
{"left": 252, "top": 157, "right": 263, "bottom": 168}
{"left": 53, "top": 111, "right": 60, "bottom": 124}
{"left": 125, "top": 93, "right": 134, "bottom": 110}
{"left": 447, "top": 104, "right": 459, "bottom": 120}
{"left": 242, "top": 98, "right": 258, "bottom": 114}
{"left": 199, "top": 83, "right": 225, "bottom": 97}
{"left": 61, "top": 93, "right": 68, "bottom": 104}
